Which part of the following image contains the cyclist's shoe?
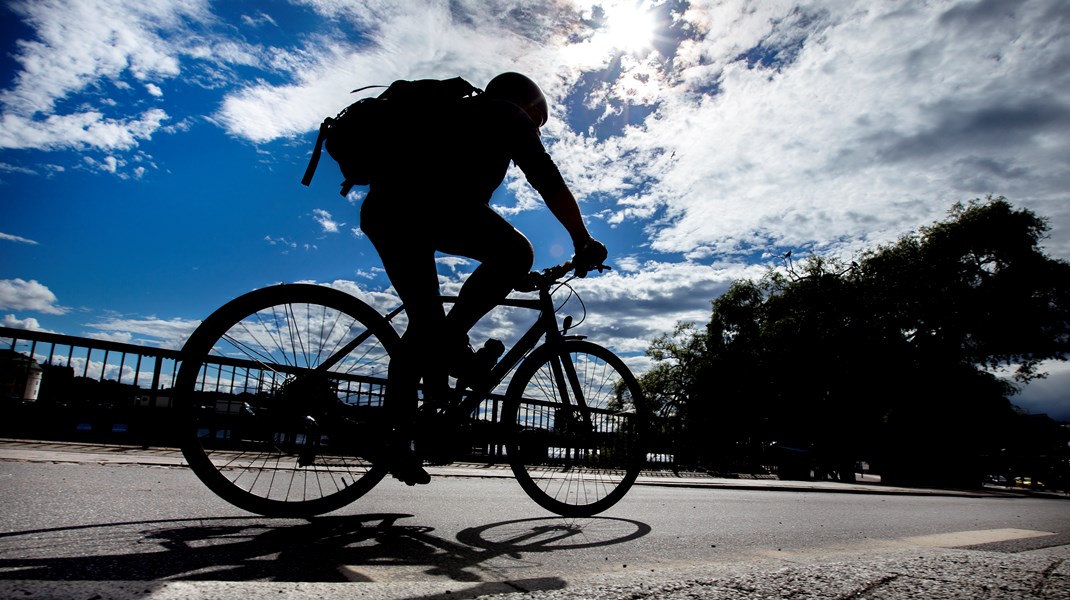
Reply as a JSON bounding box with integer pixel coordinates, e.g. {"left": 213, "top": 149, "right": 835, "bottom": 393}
{"left": 449, "top": 338, "right": 504, "bottom": 382}
{"left": 389, "top": 449, "right": 431, "bottom": 486}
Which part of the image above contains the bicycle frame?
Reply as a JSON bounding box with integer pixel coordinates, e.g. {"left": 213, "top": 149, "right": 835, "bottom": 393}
{"left": 381, "top": 276, "right": 588, "bottom": 425}
{"left": 175, "top": 261, "right": 645, "bottom": 517}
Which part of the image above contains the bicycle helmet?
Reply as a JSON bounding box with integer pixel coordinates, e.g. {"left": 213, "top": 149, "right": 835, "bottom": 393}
{"left": 485, "top": 72, "right": 549, "bottom": 127}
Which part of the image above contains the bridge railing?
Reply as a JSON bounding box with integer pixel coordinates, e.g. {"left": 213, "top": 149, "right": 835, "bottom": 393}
{"left": 0, "top": 325, "right": 181, "bottom": 402}
{"left": 1, "top": 326, "right": 679, "bottom": 469}
{"left": 0, "top": 326, "right": 183, "bottom": 443}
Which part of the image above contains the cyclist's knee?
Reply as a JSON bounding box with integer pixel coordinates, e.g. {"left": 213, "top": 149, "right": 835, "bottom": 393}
{"left": 515, "top": 237, "right": 535, "bottom": 272}
{"left": 500, "top": 233, "right": 534, "bottom": 274}
{"left": 474, "top": 236, "right": 532, "bottom": 281}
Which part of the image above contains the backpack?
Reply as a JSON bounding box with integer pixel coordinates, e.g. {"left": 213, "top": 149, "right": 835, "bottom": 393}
{"left": 301, "top": 77, "right": 481, "bottom": 196}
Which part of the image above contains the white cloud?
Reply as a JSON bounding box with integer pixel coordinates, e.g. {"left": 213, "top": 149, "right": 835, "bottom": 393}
{"left": 604, "top": 0, "right": 1070, "bottom": 259}
{"left": 436, "top": 256, "right": 472, "bottom": 273}
{"left": 0, "top": 0, "right": 257, "bottom": 152}
{"left": 84, "top": 316, "right": 201, "bottom": 350}
{"left": 80, "top": 150, "right": 157, "bottom": 178}
{"left": 0, "top": 278, "right": 67, "bottom": 315}
{"left": 213, "top": 1, "right": 574, "bottom": 142}
{"left": 264, "top": 235, "right": 298, "bottom": 250}
{"left": 0, "top": 109, "right": 170, "bottom": 151}
{"left": 2, "top": 313, "right": 50, "bottom": 331}
{"left": 241, "top": 11, "right": 278, "bottom": 28}
{"left": 313, "top": 208, "right": 343, "bottom": 233}
{"left": 207, "top": 1, "right": 1069, "bottom": 264}
{"left": 5, "top": 1, "right": 1066, "bottom": 262}
{"left": 0, "top": 232, "right": 38, "bottom": 245}
{"left": 0, "top": 0, "right": 202, "bottom": 115}
{"left": 0, "top": 162, "right": 39, "bottom": 176}
{"left": 317, "top": 279, "right": 402, "bottom": 317}
{"left": 567, "top": 258, "right": 767, "bottom": 355}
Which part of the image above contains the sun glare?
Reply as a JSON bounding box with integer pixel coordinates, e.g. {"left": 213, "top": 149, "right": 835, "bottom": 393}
{"left": 600, "top": 2, "right": 658, "bottom": 55}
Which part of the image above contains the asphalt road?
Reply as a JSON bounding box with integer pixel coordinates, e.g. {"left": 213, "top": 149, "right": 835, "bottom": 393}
{"left": 0, "top": 441, "right": 1067, "bottom": 598}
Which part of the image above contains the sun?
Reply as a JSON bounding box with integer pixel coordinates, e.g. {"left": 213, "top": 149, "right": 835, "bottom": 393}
{"left": 599, "top": 2, "right": 658, "bottom": 55}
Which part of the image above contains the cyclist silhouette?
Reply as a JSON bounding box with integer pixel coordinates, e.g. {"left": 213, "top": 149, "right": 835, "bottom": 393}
{"left": 359, "top": 72, "right": 607, "bottom": 484}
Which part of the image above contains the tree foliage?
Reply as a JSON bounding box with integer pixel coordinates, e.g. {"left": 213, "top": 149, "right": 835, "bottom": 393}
{"left": 642, "top": 198, "right": 1070, "bottom": 486}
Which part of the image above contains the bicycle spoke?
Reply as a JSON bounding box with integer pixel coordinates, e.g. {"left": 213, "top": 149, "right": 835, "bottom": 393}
{"left": 177, "top": 285, "right": 394, "bottom": 516}
{"left": 506, "top": 340, "right": 646, "bottom": 517}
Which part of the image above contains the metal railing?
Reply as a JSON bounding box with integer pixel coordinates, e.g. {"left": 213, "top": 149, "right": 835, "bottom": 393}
{"left": 1, "top": 326, "right": 676, "bottom": 468}
{"left": 0, "top": 326, "right": 180, "bottom": 404}
{"left": 1, "top": 326, "right": 183, "bottom": 444}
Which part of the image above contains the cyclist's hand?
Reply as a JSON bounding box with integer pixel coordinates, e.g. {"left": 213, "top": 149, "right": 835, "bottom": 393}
{"left": 572, "top": 238, "right": 608, "bottom": 277}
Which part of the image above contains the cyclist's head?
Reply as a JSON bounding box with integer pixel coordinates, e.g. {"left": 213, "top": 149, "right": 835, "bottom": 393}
{"left": 485, "top": 72, "right": 548, "bottom": 127}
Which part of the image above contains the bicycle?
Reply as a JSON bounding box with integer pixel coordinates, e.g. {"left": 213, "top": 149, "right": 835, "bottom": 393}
{"left": 173, "top": 261, "right": 649, "bottom": 518}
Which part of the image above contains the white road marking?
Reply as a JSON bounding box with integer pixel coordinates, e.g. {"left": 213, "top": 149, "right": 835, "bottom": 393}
{"left": 903, "top": 528, "right": 1056, "bottom": 548}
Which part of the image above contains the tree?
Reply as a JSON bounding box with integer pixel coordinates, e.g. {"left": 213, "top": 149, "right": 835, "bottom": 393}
{"left": 638, "top": 322, "right": 709, "bottom": 419}
{"left": 704, "top": 256, "right": 886, "bottom": 480}
{"left": 858, "top": 198, "right": 1068, "bottom": 383}
{"left": 635, "top": 323, "right": 707, "bottom": 470}
{"left": 852, "top": 198, "right": 1070, "bottom": 484}
{"left": 644, "top": 197, "right": 1070, "bottom": 486}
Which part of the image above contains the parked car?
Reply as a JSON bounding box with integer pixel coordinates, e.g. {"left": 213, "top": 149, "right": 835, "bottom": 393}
{"left": 1013, "top": 477, "right": 1045, "bottom": 489}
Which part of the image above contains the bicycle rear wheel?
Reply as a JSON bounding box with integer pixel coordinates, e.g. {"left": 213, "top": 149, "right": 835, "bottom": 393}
{"left": 503, "top": 339, "right": 648, "bottom": 517}
{"left": 174, "top": 284, "right": 398, "bottom": 517}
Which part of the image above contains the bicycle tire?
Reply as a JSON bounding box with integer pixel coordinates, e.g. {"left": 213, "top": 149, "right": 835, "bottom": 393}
{"left": 503, "top": 339, "right": 648, "bottom": 517}
{"left": 174, "top": 284, "right": 398, "bottom": 517}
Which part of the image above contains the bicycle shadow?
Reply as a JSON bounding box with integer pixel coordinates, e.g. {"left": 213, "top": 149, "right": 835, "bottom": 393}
{"left": 0, "top": 512, "right": 651, "bottom": 593}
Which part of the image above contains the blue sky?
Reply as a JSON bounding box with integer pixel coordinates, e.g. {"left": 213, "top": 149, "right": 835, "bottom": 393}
{"left": 1, "top": 0, "right": 1068, "bottom": 419}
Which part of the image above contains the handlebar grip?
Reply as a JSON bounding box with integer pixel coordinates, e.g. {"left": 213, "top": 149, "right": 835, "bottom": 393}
{"left": 513, "top": 261, "right": 610, "bottom": 292}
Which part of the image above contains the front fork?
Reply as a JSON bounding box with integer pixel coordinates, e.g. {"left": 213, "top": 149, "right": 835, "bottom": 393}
{"left": 544, "top": 342, "right": 598, "bottom": 468}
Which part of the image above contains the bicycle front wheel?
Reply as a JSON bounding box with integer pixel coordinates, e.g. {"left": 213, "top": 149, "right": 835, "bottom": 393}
{"left": 503, "top": 339, "right": 648, "bottom": 517}
{"left": 174, "top": 284, "right": 398, "bottom": 517}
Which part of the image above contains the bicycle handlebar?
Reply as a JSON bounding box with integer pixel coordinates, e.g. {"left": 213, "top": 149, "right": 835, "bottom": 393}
{"left": 515, "top": 261, "right": 611, "bottom": 293}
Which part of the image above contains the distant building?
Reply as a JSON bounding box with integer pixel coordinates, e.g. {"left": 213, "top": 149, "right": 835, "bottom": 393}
{"left": 0, "top": 349, "right": 43, "bottom": 401}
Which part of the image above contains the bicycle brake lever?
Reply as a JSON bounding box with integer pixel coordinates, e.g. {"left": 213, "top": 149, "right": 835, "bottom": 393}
{"left": 575, "top": 263, "right": 610, "bottom": 278}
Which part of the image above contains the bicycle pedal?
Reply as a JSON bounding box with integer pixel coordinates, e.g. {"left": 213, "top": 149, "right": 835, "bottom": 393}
{"left": 449, "top": 339, "right": 503, "bottom": 381}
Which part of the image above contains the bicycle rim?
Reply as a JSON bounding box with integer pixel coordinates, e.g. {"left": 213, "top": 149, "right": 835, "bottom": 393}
{"left": 174, "top": 284, "right": 396, "bottom": 517}
{"left": 504, "top": 340, "right": 647, "bottom": 517}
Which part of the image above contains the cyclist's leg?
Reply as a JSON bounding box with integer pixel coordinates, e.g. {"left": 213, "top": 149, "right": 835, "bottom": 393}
{"left": 360, "top": 194, "right": 445, "bottom": 483}
{"left": 363, "top": 197, "right": 532, "bottom": 386}
{"left": 437, "top": 203, "right": 534, "bottom": 337}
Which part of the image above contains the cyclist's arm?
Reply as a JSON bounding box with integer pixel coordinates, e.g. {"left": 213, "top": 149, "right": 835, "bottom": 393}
{"left": 541, "top": 185, "right": 593, "bottom": 249}
{"left": 502, "top": 104, "right": 601, "bottom": 256}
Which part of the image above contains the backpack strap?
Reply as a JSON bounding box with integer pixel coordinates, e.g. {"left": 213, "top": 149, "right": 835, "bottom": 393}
{"left": 301, "top": 117, "right": 333, "bottom": 187}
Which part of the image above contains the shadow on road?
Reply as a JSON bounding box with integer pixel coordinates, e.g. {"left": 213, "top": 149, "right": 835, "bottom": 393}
{"left": 0, "top": 512, "right": 651, "bottom": 589}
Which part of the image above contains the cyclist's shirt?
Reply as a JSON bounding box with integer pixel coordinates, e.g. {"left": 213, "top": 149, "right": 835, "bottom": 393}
{"left": 374, "top": 96, "right": 567, "bottom": 203}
